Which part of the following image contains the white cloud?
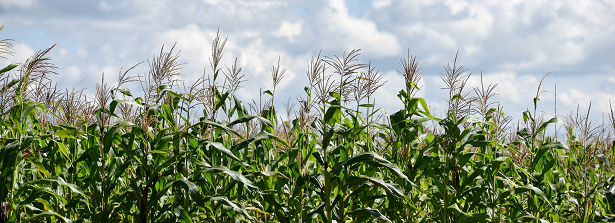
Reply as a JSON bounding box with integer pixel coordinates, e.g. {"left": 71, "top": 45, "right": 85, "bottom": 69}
{"left": 99, "top": 1, "right": 114, "bottom": 11}
{"left": 203, "top": 0, "right": 223, "bottom": 5}
{"left": 236, "top": 0, "right": 287, "bottom": 8}
{"left": 464, "top": 45, "right": 480, "bottom": 56}
{"left": 465, "top": 72, "right": 538, "bottom": 103}
{"left": 372, "top": 0, "right": 392, "bottom": 9}
{"left": 444, "top": 0, "right": 468, "bottom": 15}
{"left": 559, "top": 88, "right": 615, "bottom": 114}
{"left": 158, "top": 24, "right": 218, "bottom": 69}
{"left": 450, "top": 4, "right": 494, "bottom": 39}
{"left": 77, "top": 48, "right": 88, "bottom": 58}
{"left": 402, "top": 25, "right": 458, "bottom": 50}
{"left": 273, "top": 21, "right": 302, "bottom": 42}
{"left": 233, "top": 37, "right": 305, "bottom": 99}
{"left": 0, "top": 0, "right": 35, "bottom": 9}
{"left": 320, "top": 0, "right": 401, "bottom": 57}
{"left": 1, "top": 0, "right": 614, "bottom": 121}
{"left": 423, "top": 53, "right": 448, "bottom": 65}
{"left": 500, "top": 51, "right": 546, "bottom": 70}
{"left": 9, "top": 43, "right": 35, "bottom": 65}
{"left": 57, "top": 49, "right": 69, "bottom": 60}
{"left": 158, "top": 24, "right": 308, "bottom": 103}
{"left": 370, "top": 71, "right": 403, "bottom": 110}
{"left": 64, "top": 66, "right": 82, "bottom": 80}
{"left": 373, "top": 0, "right": 615, "bottom": 75}
{"left": 204, "top": 0, "right": 287, "bottom": 9}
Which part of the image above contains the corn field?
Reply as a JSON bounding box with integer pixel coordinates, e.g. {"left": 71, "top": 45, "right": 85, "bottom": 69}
{"left": 1, "top": 25, "right": 614, "bottom": 222}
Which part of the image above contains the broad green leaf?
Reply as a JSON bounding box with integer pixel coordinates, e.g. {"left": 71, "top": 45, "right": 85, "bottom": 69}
{"left": 109, "top": 99, "right": 143, "bottom": 114}
{"left": 447, "top": 204, "right": 490, "bottom": 222}
{"left": 347, "top": 208, "right": 392, "bottom": 223}
{"left": 0, "top": 63, "right": 18, "bottom": 73}
{"left": 54, "top": 129, "right": 82, "bottom": 139}
{"left": 208, "top": 196, "right": 252, "bottom": 220}
{"left": 198, "top": 166, "right": 256, "bottom": 190}
{"left": 347, "top": 175, "right": 404, "bottom": 197}
{"left": 499, "top": 184, "right": 551, "bottom": 207}
{"left": 24, "top": 210, "right": 72, "bottom": 223}
{"left": 534, "top": 117, "right": 565, "bottom": 137}
{"left": 205, "top": 141, "right": 248, "bottom": 166}
{"left": 29, "top": 176, "right": 87, "bottom": 199}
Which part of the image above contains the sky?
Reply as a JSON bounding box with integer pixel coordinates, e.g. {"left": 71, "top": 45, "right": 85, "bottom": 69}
{"left": 1, "top": 0, "right": 614, "bottom": 123}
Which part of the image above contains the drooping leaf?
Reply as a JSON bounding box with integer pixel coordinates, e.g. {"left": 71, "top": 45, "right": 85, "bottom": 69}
{"left": 347, "top": 208, "right": 392, "bottom": 223}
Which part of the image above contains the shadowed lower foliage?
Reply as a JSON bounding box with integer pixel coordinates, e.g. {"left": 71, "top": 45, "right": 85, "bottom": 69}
{"left": 0, "top": 27, "right": 614, "bottom": 223}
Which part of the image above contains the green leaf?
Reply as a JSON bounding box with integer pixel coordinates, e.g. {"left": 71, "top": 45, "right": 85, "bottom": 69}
{"left": 407, "top": 81, "right": 421, "bottom": 91}
{"left": 0, "top": 63, "right": 18, "bottom": 73}
{"left": 54, "top": 129, "right": 82, "bottom": 139}
{"left": 499, "top": 184, "right": 551, "bottom": 207}
{"left": 534, "top": 117, "right": 566, "bottom": 137}
{"left": 24, "top": 210, "right": 72, "bottom": 223}
{"left": 522, "top": 110, "right": 533, "bottom": 124}
{"left": 198, "top": 166, "right": 257, "bottom": 190}
{"left": 597, "top": 154, "right": 611, "bottom": 166}
{"left": 461, "top": 115, "right": 487, "bottom": 125}
{"left": 24, "top": 156, "right": 51, "bottom": 178}
{"left": 457, "top": 152, "right": 476, "bottom": 167}
{"left": 200, "top": 119, "right": 246, "bottom": 140}
{"left": 228, "top": 115, "right": 273, "bottom": 128}
{"left": 304, "top": 203, "right": 326, "bottom": 223}
{"left": 205, "top": 141, "right": 248, "bottom": 166}
{"left": 177, "top": 178, "right": 205, "bottom": 206}
{"left": 208, "top": 196, "right": 252, "bottom": 219}
{"left": 323, "top": 105, "right": 342, "bottom": 125}
{"left": 119, "top": 88, "right": 133, "bottom": 97}
{"left": 447, "top": 204, "right": 490, "bottom": 222}
{"left": 606, "top": 189, "right": 615, "bottom": 214}
{"left": 347, "top": 175, "right": 405, "bottom": 197}
{"left": 347, "top": 208, "right": 392, "bottom": 223}
{"left": 173, "top": 206, "right": 193, "bottom": 223}
{"left": 109, "top": 99, "right": 143, "bottom": 114}
{"left": 18, "top": 187, "right": 67, "bottom": 207}
{"left": 56, "top": 142, "right": 70, "bottom": 161}
{"left": 232, "top": 130, "right": 290, "bottom": 152}
{"left": 29, "top": 176, "right": 87, "bottom": 199}
{"left": 246, "top": 171, "right": 289, "bottom": 179}
{"left": 332, "top": 152, "right": 409, "bottom": 182}
{"left": 214, "top": 90, "right": 230, "bottom": 111}
{"left": 513, "top": 214, "right": 549, "bottom": 223}
{"left": 450, "top": 94, "right": 463, "bottom": 101}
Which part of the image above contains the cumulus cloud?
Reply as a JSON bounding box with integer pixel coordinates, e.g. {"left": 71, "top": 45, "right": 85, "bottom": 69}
{"left": 0, "top": 0, "right": 35, "bottom": 9}
{"left": 559, "top": 89, "right": 615, "bottom": 114}
{"left": 158, "top": 24, "right": 218, "bottom": 69}
{"left": 0, "top": 0, "right": 613, "bottom": 120}
{"left": 6, "top": 43, "right": 34, "bottom": 66}
{"left": 319, "top": 0, "right": 401, "bottom": 57}
{"left": 157, "top": 23, "right": 310, "bottom": 103}
{"left": 372, "top": 0, "right": 392, "bottom": 9}
{"left": 371, "top": 0, "right": 614, "bottom": 74}
{"left": 64, "top": 66, "right": 82, "bottom": 80}
{"left": 273, "top": 21, "right": 302, "bottom": 42}
{"left": 204, "top": 0, "right": 287, "bottom": 8}
{"left": 465, "top": 72, "right": 538, "bottom": 103}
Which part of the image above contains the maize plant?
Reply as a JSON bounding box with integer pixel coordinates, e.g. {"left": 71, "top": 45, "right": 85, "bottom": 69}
{"left": 0, "top": 26, "right": 614, "bottom": 223}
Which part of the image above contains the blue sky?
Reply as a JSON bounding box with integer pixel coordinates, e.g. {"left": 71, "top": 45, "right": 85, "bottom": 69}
{"left": 1, "top": 0, "right": 614, "bottom": 121}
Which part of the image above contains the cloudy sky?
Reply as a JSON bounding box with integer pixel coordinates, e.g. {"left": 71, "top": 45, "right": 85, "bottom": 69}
{"left": 1, "top": 0, "right": 614, "bottom": 122}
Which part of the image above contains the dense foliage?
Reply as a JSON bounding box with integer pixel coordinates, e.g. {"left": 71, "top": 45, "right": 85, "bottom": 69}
{"left": 1, "top": 26, "right": 615, "bottom": 222}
